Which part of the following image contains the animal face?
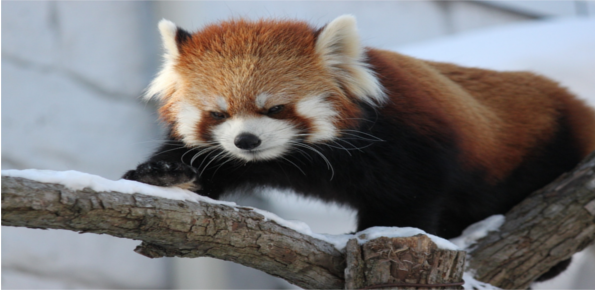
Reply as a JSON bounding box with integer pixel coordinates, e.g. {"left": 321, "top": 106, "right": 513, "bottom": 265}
{"left": 146, "top": 16, "right": 385, "bottom": 161}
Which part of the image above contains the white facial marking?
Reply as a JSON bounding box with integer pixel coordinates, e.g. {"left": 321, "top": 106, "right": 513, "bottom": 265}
{"left": 255, "top": 93, "right": 270, "bottom": 109}
{"left": 216, "top": 97, "right": 228, "bottom": 112}
{"left": 176, "top": 101, "right": 207, "bottom": 146}
{"left": 212, "top": 116, "right": 298, "bottom": 161}
{"left": 296, "top": 95, "right": 338, "bottom": 142}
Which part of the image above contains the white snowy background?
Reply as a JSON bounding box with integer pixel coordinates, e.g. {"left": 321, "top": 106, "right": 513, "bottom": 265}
{"left": 2, "top": 1, "right": 594, "bottom": 289}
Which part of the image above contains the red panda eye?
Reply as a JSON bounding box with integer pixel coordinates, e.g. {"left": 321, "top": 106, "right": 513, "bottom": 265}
{"left": 267, "top": 105, "right": 285, "bottom": 115}
{"left": 210, "top": 111, "right": 227, "bottom": 120}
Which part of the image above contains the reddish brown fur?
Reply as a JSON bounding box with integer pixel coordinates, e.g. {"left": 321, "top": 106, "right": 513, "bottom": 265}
{"left": 197, "top": 110, "right": 223, "bottom": 142}
{"left": 159, "top": 19, "right": 362, "bottom": 142}
{"left": 367, "top": 48, "right": 595, "bottom": 181}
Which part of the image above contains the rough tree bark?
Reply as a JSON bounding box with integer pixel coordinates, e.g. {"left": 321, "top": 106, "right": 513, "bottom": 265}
{"left": 1, "top": 176, "right": 345, "bottom": 289}
{"left": 2, "top": 152, "right": 595, "bottom": 289}
{"left": 469, "top": 152, "right": 595, "bottom": 289}
{"left": 344, "top": 236, "right": 466, "bottom": 289}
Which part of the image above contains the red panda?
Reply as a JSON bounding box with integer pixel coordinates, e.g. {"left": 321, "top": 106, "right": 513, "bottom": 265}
{"left": 125, "top": 15, "right": 595, "bottom": 245}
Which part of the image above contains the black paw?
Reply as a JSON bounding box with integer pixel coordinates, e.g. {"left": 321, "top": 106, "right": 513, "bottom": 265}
{"left": 123, "top": 161, "right": 196, "bottom": 187}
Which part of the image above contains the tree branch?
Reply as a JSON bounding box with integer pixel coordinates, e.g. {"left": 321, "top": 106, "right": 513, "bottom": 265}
{"left": 1, "top": 176, "right": 345, "bottom": 289}
{"left": 2, "top": 152, "right": 594, "bottom": 289}
{"left": 469, "top": 151, "right": 595, "bottom": 289}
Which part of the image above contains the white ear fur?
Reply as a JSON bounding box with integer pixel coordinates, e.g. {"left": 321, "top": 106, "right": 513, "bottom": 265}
{"left": 144, "top": 19, "right": 182, "bottom": 100}
{"left": 158, "top": 19, "right": 180, "bottom": 58}
{"left": 316, "top": 15, "right": 386, "bottom": 105}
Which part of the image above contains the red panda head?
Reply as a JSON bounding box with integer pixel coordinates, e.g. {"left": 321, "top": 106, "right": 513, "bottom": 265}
{"left": 146, "top": 15, "right": 385, "bottom": 161}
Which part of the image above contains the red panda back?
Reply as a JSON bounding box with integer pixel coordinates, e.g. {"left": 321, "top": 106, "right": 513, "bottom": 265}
{"left": 366, "top": 48, "right": 595, "bottom": 182}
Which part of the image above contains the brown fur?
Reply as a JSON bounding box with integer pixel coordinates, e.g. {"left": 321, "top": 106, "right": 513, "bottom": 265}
{"left": 367, "top": 48, "right": 595, "bottom": 181}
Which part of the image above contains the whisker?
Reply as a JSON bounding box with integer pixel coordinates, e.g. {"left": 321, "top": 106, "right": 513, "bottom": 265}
{"left": 326, "top": 140, "right": 352, "bottom": 156}
{"left": 290, "top": 142, "right": 335, "bottom": 180}
{"left": 338, "top": 117, "right": 377, "bottom": 123}
{"left": 199, "top": 151, "right": 227, "bottom": 177}
{"left": 211, "top": 153, "right": 237, "bottom": 177}
{"left": 332, "top": 139, "right": 375, "bottom": 151}
{"left": 150, "top": 145, "right": 189, "bottom": 157}
{"left": 194, "top": 148, "right": 218, "bottom": 168}
{"left": 341, "top": 130, "right": 384, "bottom": 141}
{"left": 279, "top": 156, "right": 307, "bottom": 176}
{"left": 340, "top": 132, "right": 383, "bottom": 142}
{"left": 181, "top": 147, "right": 203, "bottom": 164}
{"left": 290, "top": 146, "right": 314, "bottom": 161}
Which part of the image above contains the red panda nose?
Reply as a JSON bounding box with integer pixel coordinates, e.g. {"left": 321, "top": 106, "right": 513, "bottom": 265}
{"left": 234, "top": 133, "right": 262, "bottom": 150}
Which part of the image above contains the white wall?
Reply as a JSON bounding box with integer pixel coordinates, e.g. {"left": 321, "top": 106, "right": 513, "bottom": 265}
{"left": 2, "top": 1, "right": 169, "bottom": 288}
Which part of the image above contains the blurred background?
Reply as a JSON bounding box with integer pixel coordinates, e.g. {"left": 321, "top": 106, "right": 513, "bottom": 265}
{"left": 2, "top": 1, "right": 594, "bottom": 289}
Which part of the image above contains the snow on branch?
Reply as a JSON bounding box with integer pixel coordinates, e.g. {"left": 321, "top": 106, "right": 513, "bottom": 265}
{"left": 1, "top": 170, "right": 346, "bottom": 289}
{"left": 2, "top": 151, "right": 595, "bottom": 289}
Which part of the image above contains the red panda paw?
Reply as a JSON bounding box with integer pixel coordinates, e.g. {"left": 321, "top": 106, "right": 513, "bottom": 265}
{"left": 122, "top": 160, "right": 198, "bottom": 190}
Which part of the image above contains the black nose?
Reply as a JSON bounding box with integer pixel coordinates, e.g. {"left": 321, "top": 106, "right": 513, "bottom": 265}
{"left": 234, "top": 133, "right": 262, "bottom": 150}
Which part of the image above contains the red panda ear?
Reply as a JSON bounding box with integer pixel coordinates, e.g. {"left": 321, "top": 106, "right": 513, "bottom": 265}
{"left": 145, "top": 19, "right": 188, "bottom": 101}
{"left": 316, "top": 15, "right": 386, "bottom": 106}
{"left": 157, "top": 19, "right": 191, "bottom": 58}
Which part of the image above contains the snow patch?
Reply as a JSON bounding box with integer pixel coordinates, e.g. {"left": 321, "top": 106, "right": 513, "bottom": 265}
{"left": 463, "top": 271, "right": 501, "bottom": 290}
{"left": 313, "top": 226, "right": 459, "bottom": 251}
{"left": 250, "top": 208, "right": 317, "bottom": 236}
{"left": 449, "top": 216, "right": 505, "bottom": 290}
{"left": 236, "top": 209, "right": 460, "bottom": 251}
{"left": 450, "top": 215, "right": 505, "bottom": 250}
{"left": 355, "top": 227, "right": 458, "bottom": 250}
{"left": 1, "top": 169, "right": 237, "bottom": 207}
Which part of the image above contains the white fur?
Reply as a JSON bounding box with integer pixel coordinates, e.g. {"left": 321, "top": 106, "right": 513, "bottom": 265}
{"left": 144, "top": 19, "right": 181, "bottom": 101}
{"left": 175, "top": 101, "right": 207, "bottom": 147}
{"left": 296, "top": 94, "right": 338, "bottom": 142}
{"left": 158, "top": 19, "right": 180, "bottom": 58}
{"left": 144, "top": 64, "right": 179, "bottom": 100}
{"left": 255, "top": 93, "right": 270, "bottom": 109}
{"left": 212, "top": 117, "right": 298, "bottom": 161}
{"left": 316, "top": 15, "right": 386, "bottom": 106}
{"left": 216, "top": 97, "right": 228, "bottom": 111}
